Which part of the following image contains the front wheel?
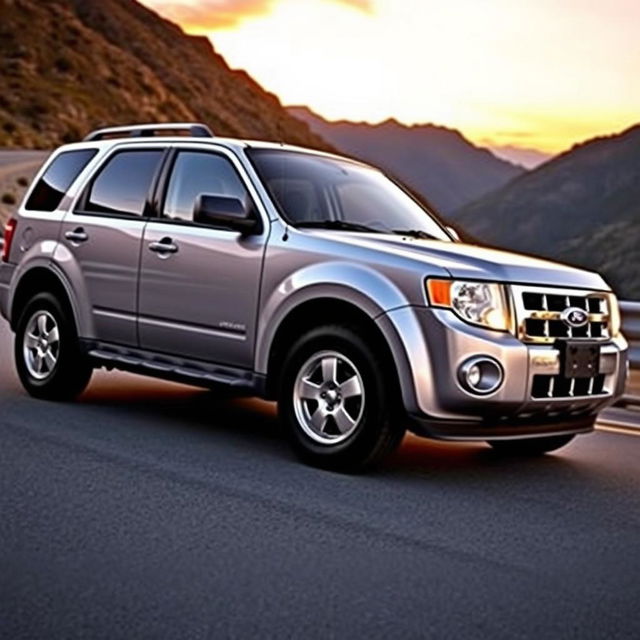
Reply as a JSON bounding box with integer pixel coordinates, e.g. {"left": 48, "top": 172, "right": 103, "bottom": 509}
{"left": 279, "top": 325, "right": 405, "bottom": 472}
{"left": 15, "top": 292, "right": 93, "bottom": 401}
{"left": 487, "top": 434, "right": 575, "bottom": 456}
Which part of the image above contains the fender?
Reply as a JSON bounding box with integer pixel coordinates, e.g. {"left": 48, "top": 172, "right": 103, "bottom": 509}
{"left": 9, "top": 242, "right": 94, "bottom": 339}
{"left": 8, "top": 240, "right": 58, "bottom": 320}
{"left": 255, "top": 260, "right": 411, "bottom": 375}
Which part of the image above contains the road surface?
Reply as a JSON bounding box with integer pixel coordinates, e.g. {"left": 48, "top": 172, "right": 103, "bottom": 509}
{"left": 0, "top": 150, "right": 49, "bottom": 170}
{"left": 0, "top": 151, "right": 49, "bottom": 228}
{"left": 1, "top": 320, "right": 640, "bottom": 639}
{"left": 0, "top": 150, "right": 48, "bottom": 185}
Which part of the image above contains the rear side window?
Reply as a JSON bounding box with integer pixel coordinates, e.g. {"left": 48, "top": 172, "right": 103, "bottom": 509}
{"left": 82, "top": 150, "right": 163, "bottom": 217}
{"left": 25, "top": 149, "right": 97, "bottom": 212}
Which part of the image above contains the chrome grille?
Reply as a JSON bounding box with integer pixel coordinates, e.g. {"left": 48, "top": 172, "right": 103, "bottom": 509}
{"left": 531, "top": 374, "right": 606, "bottom": 399}
{"left": 511, "top": 286, "right": 611, "bottom": 344}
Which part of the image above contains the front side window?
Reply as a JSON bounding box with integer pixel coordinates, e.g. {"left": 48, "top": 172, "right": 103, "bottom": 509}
{"left": 82, "top": 150, "right": 164, "bottom": 217}
{"left": 163, "top": 151, "right": 252, "bottom": 223}
{"left": 26, "top": 149, "right": 97, "bottom": 212}
{"left": 248, "top": 149, "right": 451, "bottom": 240}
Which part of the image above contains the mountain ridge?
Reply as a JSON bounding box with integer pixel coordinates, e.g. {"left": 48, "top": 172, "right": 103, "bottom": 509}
{"left": 0, "top": 0, "right": 332, "bottom": 151}
{"left": 452, "top": 123, "right": 640, "bottom": 299}
{"left": 287, "top": 105, "right": 524, "bottom": 214}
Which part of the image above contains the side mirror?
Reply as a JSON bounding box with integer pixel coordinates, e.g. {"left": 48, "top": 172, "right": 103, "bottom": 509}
{"left": 193, "top": 195, "right": 259, "bottom": 234}
{"left": 446, "top": 225, "right": 461, "bottom": 242}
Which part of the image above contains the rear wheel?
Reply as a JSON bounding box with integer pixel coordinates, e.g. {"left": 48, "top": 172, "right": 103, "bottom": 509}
{"left": 279, "top": 325, "right": 405, "bottom": 472}
{"left": 15, "top": 292, "right": 92, "bottom": 401}
{"left": 488, "top": 434, "right": 575, "bottom": 456}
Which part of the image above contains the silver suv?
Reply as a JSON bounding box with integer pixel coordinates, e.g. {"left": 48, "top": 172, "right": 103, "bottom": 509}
{"left": 0, "top": 123, "right": 628, "bottom": 470}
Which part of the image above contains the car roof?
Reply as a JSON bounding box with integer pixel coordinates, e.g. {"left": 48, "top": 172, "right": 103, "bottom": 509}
{"left": 53, "top": 122, "right": 367, "bottom": 167}
{"left": 52, "top": 135, "right": 369, "bottom": 168}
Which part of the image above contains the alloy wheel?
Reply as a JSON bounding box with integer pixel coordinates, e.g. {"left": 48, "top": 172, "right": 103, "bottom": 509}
{"left": 23, "top": 310, "right": 61, "bottom": 380}
{"left": 293, "top": 350, "right": 365, "bottom": 444}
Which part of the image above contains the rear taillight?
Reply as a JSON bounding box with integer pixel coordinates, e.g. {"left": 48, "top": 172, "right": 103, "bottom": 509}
{"left": 1, "top": 218, "right": 17, "bottom": 263}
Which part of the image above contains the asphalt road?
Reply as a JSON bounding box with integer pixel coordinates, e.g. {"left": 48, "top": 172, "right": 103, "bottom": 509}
{"left": 1, "top": 319, "right": 640, "bottom": 639}
{"left": 0, "top": 151, "right": 49, "bottom": 229}
{"left": 0, "top": 150, "right": 49, "bottom": 170}
{"left": 0, "top": 150, "right": 48, "bottom": 184}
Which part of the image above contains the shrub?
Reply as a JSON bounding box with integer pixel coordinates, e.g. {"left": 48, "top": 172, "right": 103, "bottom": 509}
{"left": 17, "top": 176, "right": 29, "bottom": 187}
{"left": 2, "top": 192, "right": 17, "bottom": 205}
{"left": 54, "top": 56, "right": 73, "bottom": 73}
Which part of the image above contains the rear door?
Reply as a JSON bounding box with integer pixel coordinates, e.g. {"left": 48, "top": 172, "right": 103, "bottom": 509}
{"left": 15, "top": 149, "right": 97, "bottom": 262}
{"left": 138, "top": 145, "right": 268, "bottom": 368}
{"left": 60, "top": 145, "right": 166, "bottom": 345}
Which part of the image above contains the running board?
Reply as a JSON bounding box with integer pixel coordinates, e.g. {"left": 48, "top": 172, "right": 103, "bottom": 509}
{"left": 83, "top": 341, "right": 263, "bottom": 393}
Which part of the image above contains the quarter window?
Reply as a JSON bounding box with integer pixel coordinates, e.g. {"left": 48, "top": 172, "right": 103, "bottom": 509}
{"left": 83, "top": 150, "right": 163, "bottom": 217}
{"left": 26, "top": 149, "right": 97, "bottom": 212}
{"left": 163, "top": 151, "right": 252, "bottom": 223}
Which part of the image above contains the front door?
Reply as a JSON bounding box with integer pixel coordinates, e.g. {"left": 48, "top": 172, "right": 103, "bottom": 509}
{"left": 138, "top": 147, "right": 267, "bottom": 368}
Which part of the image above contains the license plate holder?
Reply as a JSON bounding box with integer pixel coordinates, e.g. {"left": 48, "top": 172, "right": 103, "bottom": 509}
{"left": 557, "top": 341, "right": 601, "bottom": 378}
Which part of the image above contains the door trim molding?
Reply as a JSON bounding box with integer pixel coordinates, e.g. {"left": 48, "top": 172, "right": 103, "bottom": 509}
{"left": 138, "top": 314, "right": 246, "bottom": 340}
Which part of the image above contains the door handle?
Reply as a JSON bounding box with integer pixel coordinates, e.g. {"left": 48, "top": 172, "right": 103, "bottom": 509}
{"left": 148, "top": 238, "right": 179, "bottom": 254}
{"left": 65, "top": 228, "right": 89, "bottom": 243}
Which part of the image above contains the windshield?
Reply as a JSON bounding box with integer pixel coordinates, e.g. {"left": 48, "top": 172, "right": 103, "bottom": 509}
{"left": 247, "top": 149, "right": 452, "bottom": 241}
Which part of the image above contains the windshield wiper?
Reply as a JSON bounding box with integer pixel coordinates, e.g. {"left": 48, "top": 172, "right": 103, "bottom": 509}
{"left": 296, "top": 220, "right": 382, "bottom": 233}
{"left": 391, "top": 229, "right": 436, "bottom": 240}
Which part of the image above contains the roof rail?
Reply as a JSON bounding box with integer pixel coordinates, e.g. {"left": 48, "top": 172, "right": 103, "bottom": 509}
{"left": 84, "top": 122, "right": 215, "bottom": 142}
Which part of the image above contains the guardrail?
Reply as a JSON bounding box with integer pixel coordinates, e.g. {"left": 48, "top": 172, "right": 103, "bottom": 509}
{"left": 618, "top": 301, "right": 640, "bottom": 414}
{"left": 621, "top": 301, "right": 640, "bottom": 369}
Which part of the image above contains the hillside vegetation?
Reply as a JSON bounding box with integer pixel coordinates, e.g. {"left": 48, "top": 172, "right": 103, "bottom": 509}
{"left": 0, "top": 0, "right": 330, "bottom": 150}
{"left": 453, "top": 125, "right": 640, "bottom": 299}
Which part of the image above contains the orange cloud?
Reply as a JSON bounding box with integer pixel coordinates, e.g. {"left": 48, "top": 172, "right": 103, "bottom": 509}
{"left": 144, "top": 0, "right": 372, "bottom": 31}
{"left": 148, "top": 1, "right": 273, "bottom": 30}
{"left": 339, "top": 0, "right": 373, "bottom": 11}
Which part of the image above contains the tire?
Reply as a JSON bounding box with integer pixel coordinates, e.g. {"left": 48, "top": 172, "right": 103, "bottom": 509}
{"left": 278, "top": 324, "right": 405, "bottom": 472}
{"left": 14, "top": 292, "right": 93, "bottom": 401}
{"left": 488, "top": 434, "right": 575, "bottom": 456}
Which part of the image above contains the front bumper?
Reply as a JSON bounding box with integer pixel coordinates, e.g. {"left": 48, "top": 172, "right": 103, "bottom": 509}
{"left": 379, "top": 306, "right": 628, "bottom": 441}
{"left": 408, "top": 413, "right": 597, "bottom": 441}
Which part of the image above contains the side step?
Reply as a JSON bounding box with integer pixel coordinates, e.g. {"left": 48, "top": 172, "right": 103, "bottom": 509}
{"left": 84, "top": 341, "right": 263, "bottom": 393}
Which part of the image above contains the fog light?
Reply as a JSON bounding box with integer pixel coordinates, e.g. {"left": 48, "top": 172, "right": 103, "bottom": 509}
{"left": 458, "top": 357, "right": 504, "bottom": 395}
{"left": 467, "top": 364, "right": 481, "bottom": 388}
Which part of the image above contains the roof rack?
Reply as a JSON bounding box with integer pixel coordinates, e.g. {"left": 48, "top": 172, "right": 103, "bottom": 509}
{"left": 84, "top": 122, "right": 215, "bottom": 142}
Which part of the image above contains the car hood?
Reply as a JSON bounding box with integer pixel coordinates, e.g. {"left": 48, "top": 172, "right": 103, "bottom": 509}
{"left": 317, "top": 232, "right": 610, "bottom": 291}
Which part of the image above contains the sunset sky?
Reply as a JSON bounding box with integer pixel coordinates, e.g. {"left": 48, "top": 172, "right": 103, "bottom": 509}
{"left": 141, "top": 0, "right": 640, "bottom": 156}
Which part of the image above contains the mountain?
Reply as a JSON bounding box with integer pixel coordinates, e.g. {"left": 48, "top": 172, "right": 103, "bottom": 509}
{"left": 0, "top": 0, "right": 330, "bottom": 151}
{"left": 287, "top": 106, "right": 524, "bottom": 214}
{"left": 452, "top": 125, "right": 640, "bottom": 299}
{"left": 486, "top": 144, "right": 552, "bottom": 170}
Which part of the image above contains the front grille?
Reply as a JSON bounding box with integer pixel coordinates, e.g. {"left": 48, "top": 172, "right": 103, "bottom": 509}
{"left": 513, "top": 287, "right": 610, "bottom": 344}
{"left": 532, "top": 374, "right": 606, "bottom": 399}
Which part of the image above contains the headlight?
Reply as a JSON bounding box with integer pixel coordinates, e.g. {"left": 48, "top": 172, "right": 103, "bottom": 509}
{"left": 426, "top": 279, "right": 511, "bottom": 331}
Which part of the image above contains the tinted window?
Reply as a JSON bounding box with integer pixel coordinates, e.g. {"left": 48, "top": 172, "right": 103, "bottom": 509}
{"left": 249, "top": 149, "right": 451, "bottom": 240}
{"left": 164, "top": 151, "right": 251, "bottom": 222}
{"left": 26, "top": 149, "right": 97, "bottom": 212}
{"left": 84, "top": 150, "right": 163, "bottom": 217}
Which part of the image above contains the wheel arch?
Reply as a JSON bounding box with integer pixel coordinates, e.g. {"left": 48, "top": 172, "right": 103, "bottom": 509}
{"left": 263, "top": 297, "right": 403, "bottom": 401}
{"left": 10, "top": 266, "right": 80, "bottom": 335}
